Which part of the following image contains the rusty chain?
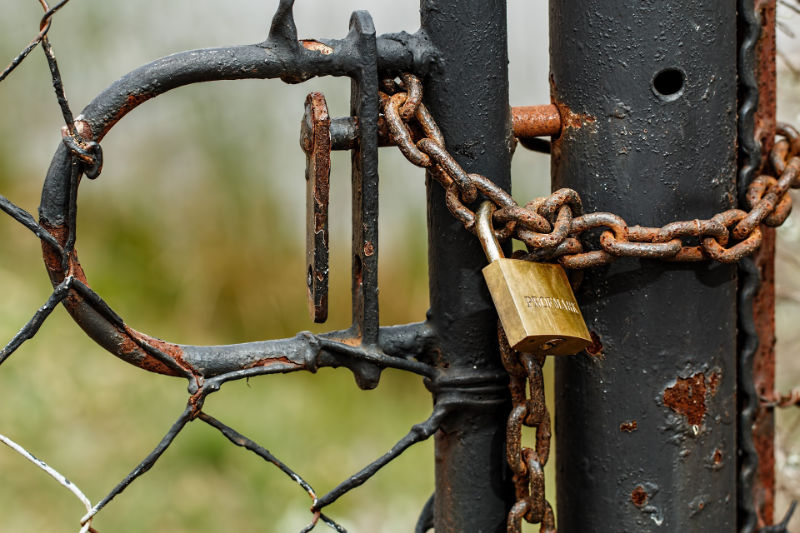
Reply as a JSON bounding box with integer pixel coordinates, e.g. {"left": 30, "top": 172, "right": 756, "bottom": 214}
{"left": 380, "top": 72, "right": 800, "bottom": 532}
{"left": 380, "top": 73, "right": 800, "bottom": 270}
{"left": 498, "top": 324, "right": 556, "bottom": 533}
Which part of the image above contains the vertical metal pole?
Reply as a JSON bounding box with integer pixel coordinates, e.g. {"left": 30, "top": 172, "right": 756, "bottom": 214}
{"left": 421, "top": 1, "right": 514, "bottom": 531}
{"left": 739, "top": 0, "right": 777, "bottom": 528}
{"left": 551, "top": 2, "right": 738, "bottom": 531}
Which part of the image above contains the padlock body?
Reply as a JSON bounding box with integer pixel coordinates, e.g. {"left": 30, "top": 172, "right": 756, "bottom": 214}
{"left": 482, "top": 259, "right": 591, "bottom": 355}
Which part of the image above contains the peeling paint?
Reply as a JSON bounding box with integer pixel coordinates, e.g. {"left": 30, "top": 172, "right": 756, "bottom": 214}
{"left": 631, "top": 485, "right": 648, "bottom": 507}
{"left": 558, "top": 104, "right": 597, "bottom": 131}
{"left": 301, "top": 40, "right": 334, "bottom": 55}
{"left": 663, "top": 372, "right": 709, "bottom": 426}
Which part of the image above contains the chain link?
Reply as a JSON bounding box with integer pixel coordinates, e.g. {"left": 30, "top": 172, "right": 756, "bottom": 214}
{"left": 380, "top": 73, "right": 800, "bottom": 270}
{"left": 498, "top": 323, "right": 556, "bottom": 533}
{"left": 381, "top": 72, "right": 800, "bottom": 532}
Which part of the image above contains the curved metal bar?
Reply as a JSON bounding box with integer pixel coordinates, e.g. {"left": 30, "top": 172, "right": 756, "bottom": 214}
{"left": 37, "top": 6, "right": 436, "bottom": 379}
{"left": 414, "top": 494, "right": 435, "bottom": 533}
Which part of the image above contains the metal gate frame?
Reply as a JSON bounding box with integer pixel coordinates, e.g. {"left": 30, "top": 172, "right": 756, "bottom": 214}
{"left": 0, "top": 0, "right": 793, "bottom": 531}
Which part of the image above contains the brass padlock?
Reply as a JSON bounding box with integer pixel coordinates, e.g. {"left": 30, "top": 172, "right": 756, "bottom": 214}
{"left": 477, "top": 201, "right": 592, "bottom": 355}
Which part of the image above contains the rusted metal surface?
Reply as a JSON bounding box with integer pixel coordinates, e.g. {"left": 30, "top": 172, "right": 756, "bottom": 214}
{"left": 300, "top": 92, "right": 330, "bottom": 323}
{"left": 498, "top": 327, "right": 556, "bottom": 532}
{"left": 325, "top": 104, "right": 561, "bottom": 153}
{"left": 663, "top": 373, "right": 713, "bottom": 427}
{"left": 739, "top": 0, "right": 779, "bottom": 529}
{"left": 551, "top": 2, "right": 739, "bottom": 531}
{"left": 511, "top": 104, "right": 562, "bottom": 139}
{"left": 751, "top": 225, "right": 776, "bottom": 529}
{"left": 381, "top": 74, "right": 800, "bottom": 271}
{"left": 751, "top": 1, "right": 777, "bottom": 528}
{"left": 557, "top": 104, "right": 597, "bottom": 132}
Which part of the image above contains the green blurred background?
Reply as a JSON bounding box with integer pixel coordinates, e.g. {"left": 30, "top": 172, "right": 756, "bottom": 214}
{"left": 0, "top": 1, "right": 798, "bottom": 532}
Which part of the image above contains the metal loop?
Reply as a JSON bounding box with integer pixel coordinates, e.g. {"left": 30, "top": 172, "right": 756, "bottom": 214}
{"left": 600, "top": 231, "right": 682, "bottom": 258}
{"left": 522, "top": 448, "right": 546, "bottom": 523}
{"left": 771, "top": 139, "right": 790, "bottom": 175}
{"left": 703, "top": 228, "right": 763, "bottom": 263}
{"left": 569, "top": 212, "right": 628, "bottom": 239}
{"left": 417, "top": 138, "right": 478, "bottom": 203}
{"left": 495, "top": 205, "right": 551, "bottom": 234}
{"left": 778, "top": 122, "right": 800, "bottom": 157}
{"left": 61, "top": 135, "right": 103, "bottom": 179}
{"left": 506, "top": 404, "right": 528, "bottom": 477}
{"left": 415, "top": 103, "right": 446, "bottom": 147}
{"left": 734, "top": 161, "right": 798, "bottom": 239}
{"left": 701, "top": 209, "right": 763, "bottom": 262}
{"left": 507, "top": 500, "right": 530, "bottom": 533}
{"left": 559, "top": 249, "right": 615, "bottom": 269}
{"left": 385, "top": 93, "right": 431, "bottom": 167}
{"left": 399, "top": 73, "right": 423, "bottom": 121}
{"left": 746, "top": 176, "right": 792, "bottom": 226}
{"left": 526, "top": 237, "right": 583, "bottom": 262}
{"left": 445, "top": 182, "right": 476, "bottom": 231}
{"left": 517, "top": 205, "right": 572, "bottom": 249}
{"left": 538, "top": 188, "right": 583, "bottom": 221}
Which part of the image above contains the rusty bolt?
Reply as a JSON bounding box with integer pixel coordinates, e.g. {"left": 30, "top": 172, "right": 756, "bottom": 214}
{"left": 301, "top": 96, "right": 563, "bottom": 156}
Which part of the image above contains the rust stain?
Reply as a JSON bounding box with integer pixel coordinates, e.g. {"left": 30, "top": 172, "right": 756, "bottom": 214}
{"left": 73, "top": 119, "right": 93, "bottom": 141}
{"left": 329, "top": 336, "right": 362, "bottom": 348}
{"left": 754, "top": 0, "right": 777, "bottom": 165}
{"left": 753, "top": 228, "right": 777, "bottom": 526}
{"left": 713, "top": 448, "right": 723, "bottom": 466}
{"left": 39, "top": 222, "right": 194, "bottom": 378}
{"left": 118, "top": 335, "right": 177, "bottom": 376}
{"left": 620, "top": 420, "right": 638, "bottom": 433}
{"left": 39, "top": 222, "right": 199, "bottom": 379}
{"left": 103, "top": 92, "right": 156, "bottom": 138}
{"left": 363, "top": 241, "right": 375, "bottom": 257}
{"left": 557, "top": 104, "right": 597, "bottom": 131}
{"left": 127, "top": 327, "right": 196, "bottom": 377}
{"left": 585, "top": 331, "right": 604, "bottom": 358}
{"left": 707, "top": 370, "right": 721, "bottom": 397}
{"left": 750, "top": 3, "right": 777, "bottom": 525}
{"left": 663, "top": 373, "right": 707, "bottom": 426}
{"left": 631, "top": 486, "right": 648, "bottom": 507}
{"left": 300, "top": 40, "right": 333, "bottom": 55}
{"left": 39, "top": 222, "right": 89, "bottom": 285}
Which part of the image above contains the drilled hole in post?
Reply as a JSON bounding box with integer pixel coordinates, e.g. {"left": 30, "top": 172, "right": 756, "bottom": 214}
{"left": 652, "top": 68, "right": 686, "bottom": 101}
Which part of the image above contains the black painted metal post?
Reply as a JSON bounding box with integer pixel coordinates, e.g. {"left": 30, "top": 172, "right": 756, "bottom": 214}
{"left": 421, "top": 1, "right": 514, "bottom": 530}
{"left": 551, "top": 2, "right": 738, "bottom": 531}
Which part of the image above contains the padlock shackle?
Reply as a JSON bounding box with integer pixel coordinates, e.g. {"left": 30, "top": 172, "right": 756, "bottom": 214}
{"left": 476, "top": 201, "right": 504, "bottom": 263}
